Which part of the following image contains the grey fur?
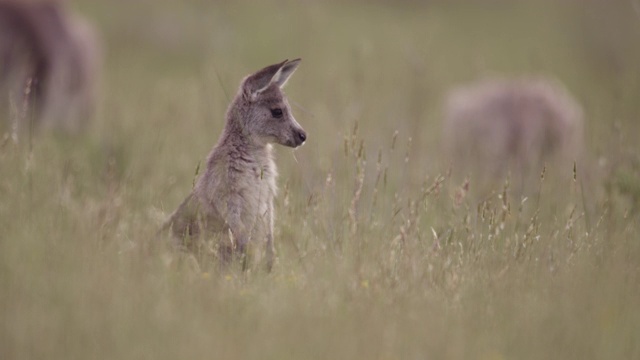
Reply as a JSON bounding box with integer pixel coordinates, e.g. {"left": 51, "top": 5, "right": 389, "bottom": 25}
{"left": 0, "top": 1, "right": 101, "bottom": 135}
{"left": 443, "top": 77, "right": 584, "bottom": 194}
{"left": 163, "top": 59, "right": 306, "bottom": 271}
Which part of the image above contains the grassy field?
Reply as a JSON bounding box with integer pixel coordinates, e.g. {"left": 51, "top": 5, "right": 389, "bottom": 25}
{"left": 2, "top": 0, "right": 640, "bottom": 358}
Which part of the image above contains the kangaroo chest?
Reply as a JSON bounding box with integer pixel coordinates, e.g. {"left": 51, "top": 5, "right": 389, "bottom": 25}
{"left": 228, "top": 147, "right": 277, "bottom": 218}
{"left": 246, "top": 158, "right": 277, "bottom": 211}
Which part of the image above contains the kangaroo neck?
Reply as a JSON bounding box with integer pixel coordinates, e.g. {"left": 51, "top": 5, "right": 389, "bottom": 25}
{"left": 220, "top": 111, "right": 269, "bottom": 154}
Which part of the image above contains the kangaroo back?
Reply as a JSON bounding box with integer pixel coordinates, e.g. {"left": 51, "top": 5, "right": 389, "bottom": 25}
{"left": 443, "top": 77, "right": 584, "bottom": 195}
{"left": 0, "top": 1, "right": 101, "bottom": 135}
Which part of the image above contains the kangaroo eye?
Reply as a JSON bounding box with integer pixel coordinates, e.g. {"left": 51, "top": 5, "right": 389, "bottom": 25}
{"left": 271, "top": 108, "right": 283, "bottom": 118}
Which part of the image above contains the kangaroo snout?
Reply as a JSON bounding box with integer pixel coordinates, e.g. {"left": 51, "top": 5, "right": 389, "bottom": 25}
{"left": 282, "top": 125, "right": 306, "bottom": 148}
{"left": 293, "top": 128, "right": 307, "bottom": 147}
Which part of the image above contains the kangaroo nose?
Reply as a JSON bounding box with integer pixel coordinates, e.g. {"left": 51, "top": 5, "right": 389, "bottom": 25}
{"left": 297, "top": 130, "right": 307, "bottom": 143}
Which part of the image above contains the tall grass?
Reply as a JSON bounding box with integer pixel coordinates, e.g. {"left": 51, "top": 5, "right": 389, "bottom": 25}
{"left": 2, "top": 0, "right": 640, "bottom": 358}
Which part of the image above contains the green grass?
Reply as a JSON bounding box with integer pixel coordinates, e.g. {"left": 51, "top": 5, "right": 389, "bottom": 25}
{"left": 2, "top": 0, "right": 640, "bottom": 358}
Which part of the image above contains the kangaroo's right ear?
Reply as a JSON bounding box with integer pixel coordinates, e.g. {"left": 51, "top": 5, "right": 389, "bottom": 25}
{"left": 242, "top": 60, "right": 288, "bottom": 101}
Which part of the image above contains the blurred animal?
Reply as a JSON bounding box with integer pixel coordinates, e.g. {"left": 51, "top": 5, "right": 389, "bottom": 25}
{"left": 443, "top": 77, "right": 584, "bottom": 195}
{"left": 0, "top": 0, "right": 101, "bottom": 136}
{"left": 162, "top": 59, "right": 306, "bottom": 271}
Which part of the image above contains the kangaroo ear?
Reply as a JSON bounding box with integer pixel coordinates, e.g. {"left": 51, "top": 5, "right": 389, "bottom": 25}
{"left": 243, "top": 59, "right": 301, "bottom": 100}
{"left": 271, "top": 58, "right": 301, "bottom": 89}
{"left": 243, "top": 59, "right": 288, "bottom": 100}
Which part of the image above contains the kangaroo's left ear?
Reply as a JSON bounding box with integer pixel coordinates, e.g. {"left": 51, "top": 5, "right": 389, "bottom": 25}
{"left": 243, "top": 59, "right": 286, "bottom": 101}
{"left": 243, "top": 59, "right": 301, "bottom": 101}
{"left": 269, "top": 58, "right": 301, "bottom": 89}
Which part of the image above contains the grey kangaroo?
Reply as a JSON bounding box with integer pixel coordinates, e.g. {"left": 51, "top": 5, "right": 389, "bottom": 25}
{"left": 0, "top": 0, "right": 101, "bottom": 134}
{"left": 162, "top": 59, "right": 306, "bottom": 271}
{"left": 443, "top": 77, "right": 584, "bottom": 195}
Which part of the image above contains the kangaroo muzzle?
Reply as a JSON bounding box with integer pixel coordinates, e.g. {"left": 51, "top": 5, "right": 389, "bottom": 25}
{"left": 293, "top": 128, "right": 307, "bottom": 147}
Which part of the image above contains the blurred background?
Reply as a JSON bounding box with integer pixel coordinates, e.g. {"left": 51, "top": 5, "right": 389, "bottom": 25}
{"left": 72, "top": 0, "right": 640, "bottom": 199}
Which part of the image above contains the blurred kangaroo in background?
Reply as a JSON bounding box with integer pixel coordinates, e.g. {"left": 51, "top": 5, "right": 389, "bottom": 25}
{"left": 162, "top": 59, "right": 306, "bottom": 271}
{"left": 0, "top": 0, "right": 101, "bottom": 136}
{"left": 443, "top": 77, "right": 585, "bottom": 196}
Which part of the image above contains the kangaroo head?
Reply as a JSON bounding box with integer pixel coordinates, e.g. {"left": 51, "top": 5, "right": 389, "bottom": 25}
{"left": 236, "top": 59, "right": 306, "bottom": 148}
